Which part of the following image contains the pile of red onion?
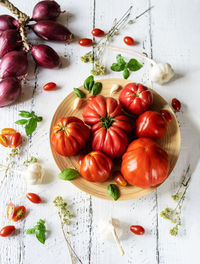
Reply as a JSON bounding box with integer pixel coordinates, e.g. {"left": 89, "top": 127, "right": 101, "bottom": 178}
{"left": 0, "top": 0, "right": 73, "bottom": 107}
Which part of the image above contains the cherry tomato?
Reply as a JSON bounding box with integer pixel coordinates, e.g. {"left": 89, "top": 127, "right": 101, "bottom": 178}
{"left": 171, "top": 98, "right": 181, "bottom": 111}
{"left": 124, "top": 36, "right": 135, "bottom": 46}
{"left": 113, "top": 171, "right": 127, "bottom": 187}
{"left": 0, "top": 134, "right": 8, "bottom": 147}
{"left": 1, "top": 128, "right": 16, "bottom": 135}
{"left": 160, "top": 110, "right": 172, "bottom": 123}
{"left": 6, "top": 202, "right": 15, "bottom": 220}
{"left": 43, "top": 82, "right": 57, "bottom": 91}
{"left": 10, "top": 132, "right": 21, "bottom": 148}
{"left": 91, "top": 28, "right": 104, "bottom": 37}
{"left": 78, "top": 154, "right": 85, "bottom": 166}
{"left": 0, "top": 225, "right": 15, "bottom": 237}
{"left": 130, "top": 225, "right": 145, "bottom": 235}
{"left": 26, "top": 193, "right": 42, "bottom": 204}
{"left": 12, "top": 206, "right": 26, "bottom": 222}
{"left": 78, "top": 38, "right": 93, "bottom": 47}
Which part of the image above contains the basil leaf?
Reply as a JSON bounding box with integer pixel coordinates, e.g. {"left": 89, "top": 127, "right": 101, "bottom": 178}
{"left": 58, "top": 168, "right": 79, "bottom": 181}
{"left": 34, "top": 116, "right": 43, "bottom": 122}
{"left": 25, "top": 118, "right": 37, "bottom": 136}
{"left": 107, "top": 184, "right": 120, "bottom": 201}
{"left": 116, "top": 54, "right": 126, "bottom": 66}
{"left": 26, "top": 228, "right": 36, "bottom": 234}
{"left": 92, "top": 82, "right": 102, "bottom": 96}
{"left": 127, "top": 59, "right": 143, "bottom": 71}
{"left": 19, "top": 110, "right": 34, "bottom": 118}
{"left": 73, "top": 88, "right": 86, "bottom": 98}
{"left": 84, "top": 75, "right": 94, "bottom": 92}
{"left": 36, "top": 231, "right": 45, "bottom": 244}
{"left": 110, "top": 63, "right": 125, "bottom": 72}
{"left": 123, "top": 68, "right": 130, "bottom": 79}
{"left": 15, "top": 119, "right": 28, "bottom": 125}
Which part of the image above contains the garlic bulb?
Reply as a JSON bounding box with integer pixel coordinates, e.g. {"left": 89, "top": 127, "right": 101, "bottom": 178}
{"left": 149, "top": 62, "right": 175, "bottom": 85}
{"left": 24, "top": 163, "right": 44, "bottom": 185}
{"left": 110, "top": 84, "right": 122, "bottom": 95}
{"left": 98, "top": 218, "right": 123, "bottom": 242}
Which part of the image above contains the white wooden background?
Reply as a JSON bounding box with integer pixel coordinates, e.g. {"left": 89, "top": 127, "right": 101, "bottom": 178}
{"left": 0, "top": 0, "right": 200, "bottom": 263}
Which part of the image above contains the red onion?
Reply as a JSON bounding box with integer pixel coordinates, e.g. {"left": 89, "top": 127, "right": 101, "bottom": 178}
{"left": 32, "top": 0, "right": 64, "bottom": 21}
{"left": 0, "top": 77, "right": 21, "bottom": 107}
{"left": 31, "top": 20, "right": 73, "bottom": 42}
{"left": 0, "top": 51, "right": 28, "bottom": 79}
{"left": 0, "top": 15, "right": 19, "bottom": 35}
{"left": 0, "top": 29, "right": 21, "bottom": 58}
{"left": 31, "top": 44, "right": 61, "bottom": 68}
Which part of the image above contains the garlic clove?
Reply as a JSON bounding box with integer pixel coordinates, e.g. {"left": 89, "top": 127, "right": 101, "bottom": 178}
{"left": 110, "top": 84, "right": 122, "bottom": 95}
{"left": 25, "top": 163, "right": 44, "bottom": 185}
{"left": 149, "top": 62, "right": 175, "bottom": 85}
{"left": 73, "top": 97, "right": 84, "bottom": 110}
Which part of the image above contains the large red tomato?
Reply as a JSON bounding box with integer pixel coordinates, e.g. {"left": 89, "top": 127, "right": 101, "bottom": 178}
{"left": 82, "top": 95, "right": 132, "bottom": 158}
{"left": 119, "top": 83, "right": 153, "bottom": 115}
{"left": 51, "top": 117, "right": 90, "bottom": 156}
{"left": 121, "top": 138, "right": 170, "bottom": 188}
{"left": 136, "top": 111, "right": 167, "bottom": 139}
{"left": 80, "top": 151, "right": 113, "bottom": 182}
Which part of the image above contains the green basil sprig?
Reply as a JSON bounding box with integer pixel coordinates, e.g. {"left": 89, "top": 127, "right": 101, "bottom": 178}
{"left": 26, "top": 219, "right": 47, "bottom": 244}
{"left": 111, "top": 54, "right": 142, "bottom": 79}
{"left": 107, "top": 184, "right": 120, "bottom": 201}
{"left": 73, "top": 88, "right": 86, "bottom": 98}
{"left": 58, "top": 168, "right": 79, "bottom": 181}
{"left": 84, "top": 75, "right": 94, "bottom": 92}
{"left": 92, "top": 82, "right": 102, "bottom": 96}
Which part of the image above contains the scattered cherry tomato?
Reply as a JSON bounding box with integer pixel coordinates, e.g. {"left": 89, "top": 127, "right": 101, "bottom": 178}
{"left": 91, "top": 28, "right": 104, "bottom": 37}
{"left": 6, "top": 202, "right": 15, "bottom": 220}
{"left": 1, "top": 128, "right": 16, "bottom": 135}
{"left": 0, "top": 225, "right": 15, "bottom": 237}
{"left": 26, "top": 193, "right": 42, "bottom": 204}
{"left": 12, "top": 206, "right": 26, "bottom": 222}
{"left": 43, "top": 82, "right": 57, "bottom": 91}
{"left": 88, "top": 96, "right": 95, "bottom": 101}
{"left": 78, "top": 38, "right": 93, "bottom": 47}
{"left": 171, "top": 98, "right": 181, "bottom": 111}
{"left": 160, "top": 110, "right": 172, "bottom": 123}
{"left": 10, "top": 132, "right": 21, "bottom": 148}
{"left": 113, "top": 171, "right": 127, "bottom": 187}
{"left": 130, "top": 225, "right": 145, "bottom": 235}
{"left": 124, "top": 36, "right": 135, "bottom": 46}
{"left": 0, "top": 134, "right": 8, "bottom": 147}
{"left": 78, "top": 154, "right": 85, "bottom": 166}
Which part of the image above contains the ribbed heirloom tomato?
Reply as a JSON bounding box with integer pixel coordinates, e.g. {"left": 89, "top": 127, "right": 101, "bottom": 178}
{"left": 119, "top": 83, "right": 153, "bottom": 115}
{"left": 80, "top": 151, "right": 113, "bottom": 182}
{"left": 121, "top": 138, "right": 170, "bottom": 188}
{"left": 82, "top": 95, "right": 132, "bottom": 158}
{"left": 136, "top": 111, "right": 167, "bottom": 139}
{"left": 51, "top": 117, "right": 90, "bottom": 156}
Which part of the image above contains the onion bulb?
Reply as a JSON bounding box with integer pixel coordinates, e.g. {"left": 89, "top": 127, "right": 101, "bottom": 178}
{"left": 0, "top": 77, "right": 21, "bottom": 107}
{"left": 0, "top": 29, "right": 21, "bottom": 58}
{"left": 0, "top": 15, "right": 19, "bottom": 35}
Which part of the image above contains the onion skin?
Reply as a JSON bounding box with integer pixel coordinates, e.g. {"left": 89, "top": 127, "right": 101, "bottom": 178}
{"left": 0, "top": 29, "right": 21, "bottom": 58}
{"left": 32, "top": 0, "right": 62, "bottom": 21}
{"left": 31, "top": 20, "right": 73, "bottom": 42}
{"left": 0, "top": 15, "right": 19, "bottom": 35}
{"left": 0, "top": 77, "right": 21, "bottom": 107}
{"left": 0, "top": 51, "right": 28, "bottom": 79}
{"left": 31, "top": 44, "right": 61, "bottom": 68}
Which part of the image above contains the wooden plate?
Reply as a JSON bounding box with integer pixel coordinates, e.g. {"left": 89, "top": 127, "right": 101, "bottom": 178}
{"left": 50, "top": 78, "right": 181, "bottom": 201}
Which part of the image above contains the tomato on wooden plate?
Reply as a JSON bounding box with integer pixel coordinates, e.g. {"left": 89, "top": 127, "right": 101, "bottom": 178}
{"left": 130, "top": 225, "right": 145, "bottom": 235}
{"left": 0, "top": 134, "right": 8, "bottom": 147}
{"left": 171, "top": 98, "right": 181, "bottom": 111}
{"left": 91, "top": 28, "right": 104, "bottom": 37}
{"left": 12, "top": 206, "right": 26, "bottom": 222}
{"left": 1, "top": 128, "right": 16, "bottom": 135}
{"left": 10, "top": 132, "right": 21, "bottom": 148}
{"left": 160, "top": 109, "right": 172, "bottom": 123}
{"left": 124, "top": 36, "right": 135, "bottom": 46}
{"left": 78, "top": 38, "right": 93, "bottom": 47}
{"left": 113, "top": 171, "right": 127, "bottom": 187}
{"left": 6, "top": 202, "right": 15, "bottom": 220}
{"left": 0, "top": 225, "right": 15, "bottom": 237}
{"left": 27, "top": 193, "right": 42, "bottom": 204}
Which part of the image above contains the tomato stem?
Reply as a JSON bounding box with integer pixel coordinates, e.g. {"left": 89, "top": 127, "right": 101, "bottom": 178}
{"left": 100, "top": 116, "right": 114, "bottom": 129}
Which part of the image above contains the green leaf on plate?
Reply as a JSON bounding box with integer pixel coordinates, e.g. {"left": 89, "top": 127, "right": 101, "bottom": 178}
{"left": 107, "top": 184, "right": 120, "bottom": 201}
{"left": 92, "top": 82, "right": 102, "bottom": 96}
{"left": 58, "top": 168, "right": 79, "bottom": 181}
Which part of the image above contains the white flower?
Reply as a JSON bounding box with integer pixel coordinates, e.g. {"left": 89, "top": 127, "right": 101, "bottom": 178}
{"left": 150, "top": 62, "right": 175, "bottom": 84}
{"left": 24, "top": 163, "right": 44, "bottom": 185}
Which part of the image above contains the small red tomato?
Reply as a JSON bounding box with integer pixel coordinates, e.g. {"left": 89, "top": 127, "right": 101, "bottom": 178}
{"left": 130, "top": 225, "right": 145, "bottom": 235}
{"left": 124, "top": 36, "right": 135, "bottom": 46}
{"left": 10, "top": 132, "right": 21, "bottom": 148}
{"left": 12, "top": 206, "right": 26, "bottom": 222}
{"left": 0, "top": 134, "right": 8, "bottom": 147}
{"left": 6, "top": 202, "right": 15, "bottom": 220}
{"left": 0, "top": 225, "right": 15, "bottom": 237}
{"left": 113, "top": 171, "right": 127, "bottom": 187}
{"left": 78, "top": 38, "right": 93, "bottom": 47}
{"left": 91, "top": 28, "right": 104, "bottom": 37}
{"left": 26, "top": 193, "right": 42, "bottom": 204}
{"left": 43, "top": 82, "right": 57, "bottom": 91}
{"left": 171, "top": 98, "right": 181, "bottom": 111}
{"left": 160, "top": 110, "right": 172, "bottom": 123}
{"left": 1, "top": 128, "right": 16, "bottom": 135}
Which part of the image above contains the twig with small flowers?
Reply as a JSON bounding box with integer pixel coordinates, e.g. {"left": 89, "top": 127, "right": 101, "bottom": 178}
{"left": 53, "top": 196, "right": 83, "bottom": 264}
{"left": 160, "top": 165, "right": 191, "bottom": 236}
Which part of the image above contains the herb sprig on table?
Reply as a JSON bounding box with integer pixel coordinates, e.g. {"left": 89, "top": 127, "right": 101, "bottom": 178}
{"left": 160, "top": 165, "right": 191, "bottom": 236}
{"left": 15, "top": 110, "right": 43, "bottom": 136}
{"left": 26, "top": 219, "right": 47, "bottom": 244}
{"left": 111, "top": 54, "right": 142, "bottom": 79}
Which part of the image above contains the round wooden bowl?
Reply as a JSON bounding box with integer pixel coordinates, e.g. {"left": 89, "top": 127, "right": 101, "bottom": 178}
{"left": 50, "top": 78, "right": 181, "bottom": 201}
